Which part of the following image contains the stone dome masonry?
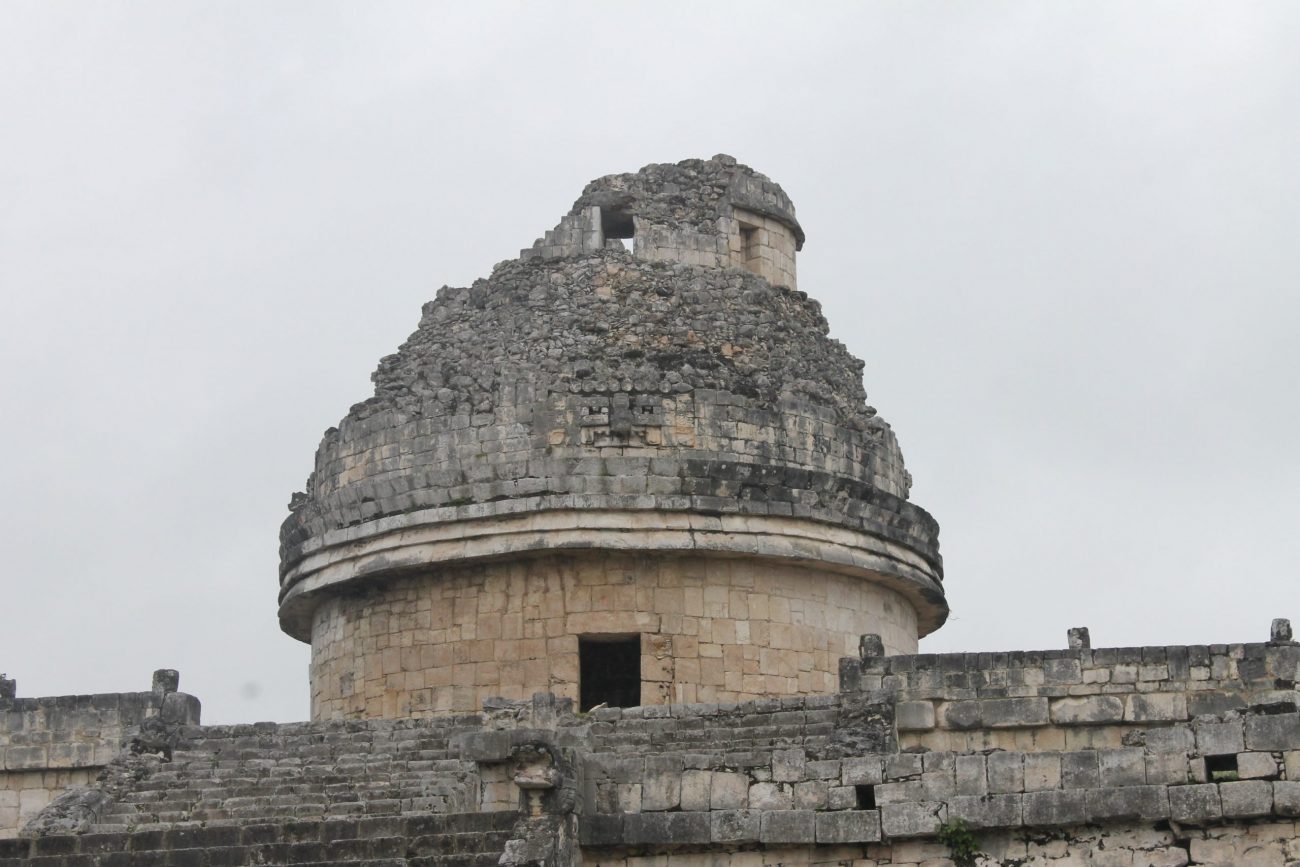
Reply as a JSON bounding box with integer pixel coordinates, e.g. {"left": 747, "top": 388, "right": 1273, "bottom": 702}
{"left": 277, "top": 155, "right": 946, "bottom": 719}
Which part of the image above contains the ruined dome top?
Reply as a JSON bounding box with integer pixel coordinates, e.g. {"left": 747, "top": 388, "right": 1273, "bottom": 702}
{"left": 569, "top": 153, "right": 804, "bottom": 252}
{"left": 278, "top": 156, "right": 945, "bottom": 642}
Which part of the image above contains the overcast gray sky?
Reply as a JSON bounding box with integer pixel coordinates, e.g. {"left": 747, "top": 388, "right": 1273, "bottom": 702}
{"left": 2, "top": 2, "right": 1297, "bottom": 724}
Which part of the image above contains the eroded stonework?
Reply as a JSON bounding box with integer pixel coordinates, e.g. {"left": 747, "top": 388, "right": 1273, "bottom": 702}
{"left": 277, "top": 156, "right": 946, "bottom": 716}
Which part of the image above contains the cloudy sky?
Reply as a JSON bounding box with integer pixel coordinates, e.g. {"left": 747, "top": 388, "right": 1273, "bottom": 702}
{"left": 2, "top": 2, "right": 1297, "bottom": 724}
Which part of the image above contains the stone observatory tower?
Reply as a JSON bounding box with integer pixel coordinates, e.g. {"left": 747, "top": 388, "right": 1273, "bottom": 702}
{"left": 279, "top": 155, "right": 945, "bottom": 720}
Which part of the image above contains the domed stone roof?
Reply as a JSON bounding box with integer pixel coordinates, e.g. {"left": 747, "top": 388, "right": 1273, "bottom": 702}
{"left": 279, "top": 155, "right": 944, "bottom": 643}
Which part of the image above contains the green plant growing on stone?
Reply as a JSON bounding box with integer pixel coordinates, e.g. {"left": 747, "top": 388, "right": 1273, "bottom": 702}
{"left": 937, "top": 818, "right": 981, "bottom": 867}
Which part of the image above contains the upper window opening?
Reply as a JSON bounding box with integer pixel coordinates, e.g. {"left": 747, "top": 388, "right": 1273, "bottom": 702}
{"left": 579, "top": 634, "right": 641, "bottom": 711}
{"left": 601, "top": 207, "right": 635, "bottom": 239}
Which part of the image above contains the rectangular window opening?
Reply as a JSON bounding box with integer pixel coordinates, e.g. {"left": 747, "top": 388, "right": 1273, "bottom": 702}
{"left": 600, "top": 207, "right": 635, "bottom": 254}
{"left": 579, "top": 634, "right": 641, "bottom": 712}
{"left": 854, "top": 785, "right": 876, "bottom": 810}
{"left": 739, "top": 223, "right": 760, "bottom": 263}
{"left": 1205, "top": 754, "right": 1239, "bottom": 781}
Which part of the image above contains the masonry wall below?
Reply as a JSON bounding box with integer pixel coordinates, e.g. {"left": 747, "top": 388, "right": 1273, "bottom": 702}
{"left": 308, "top": 552, "right": 919, "bottom": 719}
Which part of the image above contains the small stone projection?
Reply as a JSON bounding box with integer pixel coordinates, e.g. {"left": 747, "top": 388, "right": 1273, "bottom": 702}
{"left": 3, "top": 158, "right": 1297, "bottom": 865}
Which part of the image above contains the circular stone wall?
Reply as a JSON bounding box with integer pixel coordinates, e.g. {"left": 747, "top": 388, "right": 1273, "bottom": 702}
{"left": 308, "top": 550, "right": 919, "bottom": 719}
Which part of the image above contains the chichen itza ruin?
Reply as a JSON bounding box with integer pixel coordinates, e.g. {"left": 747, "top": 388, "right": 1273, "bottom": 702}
{"left": 3, "top": 156, "right": 1297, "bottom": 865}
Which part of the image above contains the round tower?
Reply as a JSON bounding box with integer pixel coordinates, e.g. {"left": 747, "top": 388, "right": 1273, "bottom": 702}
{"left": 279, "top": 155, "right": 945, "bottom": 719}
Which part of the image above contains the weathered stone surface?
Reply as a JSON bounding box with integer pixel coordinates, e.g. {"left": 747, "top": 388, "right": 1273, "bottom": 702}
{"left": 880, "top": 801, "right": 945, "bottom": 837}
{"left": 709, "top": 810, "right": 759, "bottom": 844}
{"left": 1169, "top": 783, "right": 1222, "bottom": 824}
{"left": 1195, "top": 720, "right": 1244, "bottom": 756}
{"left": 1235, "top": 751, "right": 1277, "bottom": 779}
{"left": 1050, "top": 695, "right": 1123, "bottom": 725}
{"left": 1022, "top": 790, "right": 1087, "bottom": 826}
{"left": 947, "top": 794, "right": 1022, "bottom": 829}
{"left": 1244, "top": 712, "right": 1300, "bottom": 751}
{"left": 758, "top": 810, "right": 815, "bottom": 844}
{"left": 1273, "top": 780, "right": 1300, "bottom": 816}
{"left": 814, "top": 810, "right": 881, "bottom": 843}
{"left": 895, "top": 701, "right": 936, "bottom": 731}
{"left": 1219, "top": 780, "right": 1273, "bottom": 817}
{"left": 1083, "top": 786, "right": 1170, "bottom": 822}
{"left": 1098, "top": 748, "right": 1147, "bottom": 787}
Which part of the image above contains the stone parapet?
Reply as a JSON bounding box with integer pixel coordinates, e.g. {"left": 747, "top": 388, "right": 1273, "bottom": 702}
{"left": 0, "top": 673, "right": 199, "bottom": 838}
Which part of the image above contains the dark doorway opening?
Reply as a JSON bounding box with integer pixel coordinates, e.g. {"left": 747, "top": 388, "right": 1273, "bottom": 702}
{"left": 579, "top": 635, "right": 641, "bottom": 711}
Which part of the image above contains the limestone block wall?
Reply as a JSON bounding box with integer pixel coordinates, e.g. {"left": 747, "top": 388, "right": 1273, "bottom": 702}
{"left": 0, "top": 673, "right": 200, "bottom": 838}
{"left": 307, "top": 552, "right": 919, "bottom": 720}
{"left": 840, "top": 640, "right": 1300, "bottom": 753}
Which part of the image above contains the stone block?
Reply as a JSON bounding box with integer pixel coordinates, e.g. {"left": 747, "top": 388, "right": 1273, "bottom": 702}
{"left": 1061, "top": 751, "right": 1100, "bottom": 789}
{"left": 875, "top": 780, "right": 926, "bottom": 805}
{"left": 827, "top": 786, "right": 857, "bottom": 810}
{"left": 1244, "top": 712, "right": 1300, "bottom": 751}
{"left": 771, "top": 748, "right": 806, "bottom": 782}
{"left": 841, "top": 756, "right": 883, "bottom": 786}
{"left": 759, "top": 810, "right": 815, "bottom": 844}
{"left": 623, "top": 812, "right": 710, "bottom": 845}
{"left": 987, "top": 752, "right": 1023, "bottom": 794}
{"left": 1146, "top": 752, "right": 1189, "bottom": 785}
{"left": 983, "top": 697, "right": 1049, "bottom": 727}
{"left": 896, "top": 701, "right": 936, "bottom": 731}
{"left": 1188, "top": 690, "right": 1248, "bottom": 717}
{"left": 1022, "top": 790, "right": 1087, "bottom": 826}
{"left": 947, "top": 794, "right": 1022, "bottom": 829}
{"left": 709, "top": 810, "right": 759, "bottom": 844}
{"left": 955, "top": 754, "right": 988, "bottom": 796}
{"left": 1084, "top": 786, "right": 1170, "bottom": 822}
{"left": 1236, "top": 751, "right": 1278, "bottom": 780}
{"left": 885, "top": 753, "right": 923, "bottom": 780}
{"left": 1149, "top": 727, "right": 1196, "bottom": 753}
{"left": 641, "top": 757, "right": 682, "bottom": 811}
{"left": 815, "top": 810, "right": 881, "bottom": 843}
{"left": 1125, "top": 693, "right": 1187, "bottom": 722}
{"left": 1273, "top": 781, "right": 1300, "bottom": 816}
{"left": 710, "top": 771, "right": 748, "bottom": 810}
{"left": 581, "top": 814, "right": 623, "bottom": 846}
{"left": 793, "top": 780, "right": 828, "bottom": 810}
{"left": 1023, "top": 754, "right": 1061, "bottom": 791}
{"left": 945, "top": 698, "right": 1049, "bottom": 730}
{"left": 1219, "top": 780, "right": 1273, "bottom": 817}
{"left": 1098, "top": 749, "right": 1147, "bottom": 787}
{"left": 679, "top": 769, "right": 711, "bottom": 811}
{"left": 748, "top": 781, "right": 791, "bottom": 811}
{"left": 1050, "top": 695, "right": 1124, "bottom": 725}
{"left": 1196, "top": 720, "right": 1244, "bottom": 756}
{"left": 880, "top": 802, "right": 946, "bottom": 838}
{"left": 1169, "top": 783, "right": 1222, "bottom": 824}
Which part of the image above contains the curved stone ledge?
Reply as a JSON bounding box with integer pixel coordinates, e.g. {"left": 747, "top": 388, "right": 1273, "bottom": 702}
{"left": 277, "top": 508, "right": 948, "bottom": 643}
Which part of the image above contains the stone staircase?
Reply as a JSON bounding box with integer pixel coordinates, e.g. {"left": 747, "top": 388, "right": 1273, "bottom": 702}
{"left": 0, "top": 811, "right": 520, "bottom": 867}
{"left": 91, "top": 720, "right": 483, "bottom": 831}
